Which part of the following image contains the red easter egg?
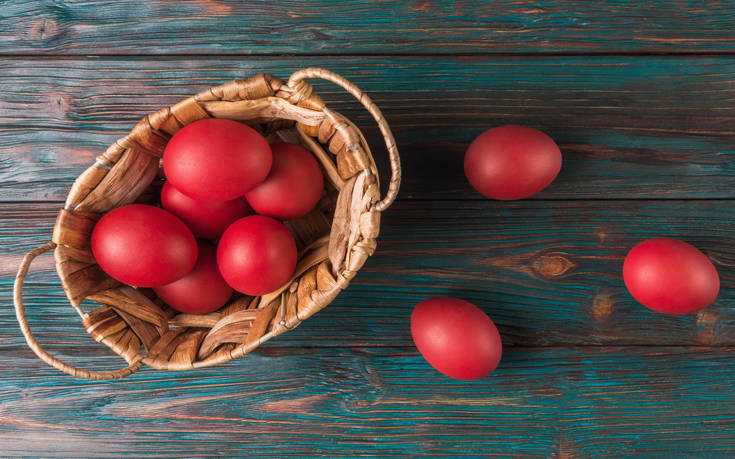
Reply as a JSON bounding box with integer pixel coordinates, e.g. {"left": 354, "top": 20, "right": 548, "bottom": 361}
{"left": 154, "top": 241, "right": 233, "bottom": 314}
{"left": 161, "top": 181, "right": 251, "bottom": 239}
{"left": 623, "top": 238, "right": 720, "bottom": 314}
{"left": 217, "top": 215, "right": 297, "bottom": 296}
{"left": 163, "top": 118, "right": 272, "bottom": 201}
{"left": 91, "top": 204, "right": 198, "bottom": 287}
{"left": 464, "top": 125, "right": 562, "bottom": 200}
{"left": 245, "top": 142, "right": 324, "bottom": 220}
{"left": 411, "top": 297, "right": 503, "bottom": 380}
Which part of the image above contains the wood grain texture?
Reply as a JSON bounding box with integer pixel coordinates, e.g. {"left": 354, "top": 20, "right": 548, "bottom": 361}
{"left": 2, "top": 56, "right": 734, "bottom": 201}
{"left": 1, "top": 346, "right": 735, "bottom": 457}
{"left": 4, "top": 200, "right": 732, "bottom": 350}
{"left": 3, "top": 2, "right": 735, "bottom": 454}
{"left": 3, "top": 0, "right": 735, "bottom": 55}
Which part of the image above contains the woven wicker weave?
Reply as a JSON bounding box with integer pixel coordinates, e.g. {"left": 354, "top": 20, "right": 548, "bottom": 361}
{"left": 14, "top": 68, "right": 400, "bottom": 380}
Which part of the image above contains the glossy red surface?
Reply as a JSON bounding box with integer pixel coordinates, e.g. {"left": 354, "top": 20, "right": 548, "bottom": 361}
{"left": 217, "top": 215, "right": 297, "bottom": 296}
{"left": 160, "top": 181, "right": 251, "bottom": 239}
{"left": 154, "top": 241, "right": 233, "bottom": 314}
{"left": 411, "top": 296, "right": 503, "bottom": 380}
{"left": 245, "top": 142, "right": 324, "bottom": 220}
{"left": 163, "top": 118, "right": 272, "bottom": 201}
{"left": 623, "top": 238, "right": 720, "bottom": 314}
{"left": 464, "top": 125, "right": 562, "bottom": 200}
{"left": 91, "top": 204, "right": 198, "bottom": 287}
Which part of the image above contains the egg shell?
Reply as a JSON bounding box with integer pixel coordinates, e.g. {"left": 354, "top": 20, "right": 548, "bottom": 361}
{"left": 163, "top": 118, "right": 272, "bottom": 201}
{"left": 154, "top": 241, "right": 233, "bottom": 314}
{"left": 245, "top": 142, "right": 324, "bottom": 220}
{"left": 623, "top": 238, "right": 720, "bottom": 314}
{"left": 411, "top": 296, "right": 503, "bottom": 380}
{"left": 464, "top": 125, "right": 562, "bottom": 200}
{"left": 91, "top": 204, "right": 198, "bottom": 287}
{"left": 161, "top": 181, "right": 251, "bottom": 239}
{"left": 217, "top": 215, "right": 297, "bottom": 296}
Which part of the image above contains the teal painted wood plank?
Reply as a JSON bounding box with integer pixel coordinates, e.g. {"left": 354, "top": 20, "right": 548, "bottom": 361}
{"left": 3, "top": 200, "right": 732, "bottom": 349}
{"left": 3, "top": 0, "right": 735, "bottom": 55}
{"left": 1, "top": 56, "right": 734, "bottom": 201}
{"left": 1, "top": 346, "right": 735, "bottom": 456}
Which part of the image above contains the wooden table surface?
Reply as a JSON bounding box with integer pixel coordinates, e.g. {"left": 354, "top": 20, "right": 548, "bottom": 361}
{"left": 1, "top": 1, "right": 734, "bottom": 456}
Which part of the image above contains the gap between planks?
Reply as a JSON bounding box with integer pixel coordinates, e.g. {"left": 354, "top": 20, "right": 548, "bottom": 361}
{"left": 4, "top": 52, "right": 735, "bottom": 59}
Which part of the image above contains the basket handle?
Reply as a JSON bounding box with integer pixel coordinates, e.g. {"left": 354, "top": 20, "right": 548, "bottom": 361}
{"left": 14, "top": 242, "right": 142, "bottom": 380}
{"left": 288, "top": 68, "right": 401, "bottom": 212}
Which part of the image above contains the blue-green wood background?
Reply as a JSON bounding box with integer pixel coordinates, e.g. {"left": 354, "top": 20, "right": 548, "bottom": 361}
{"left": 1, "top": 1, "right": 734, "bottom": 456}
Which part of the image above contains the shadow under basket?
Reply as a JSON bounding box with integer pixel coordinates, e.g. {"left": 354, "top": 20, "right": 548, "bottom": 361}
{"left": 14, "top": 68, "right": 401, "bottom": 380}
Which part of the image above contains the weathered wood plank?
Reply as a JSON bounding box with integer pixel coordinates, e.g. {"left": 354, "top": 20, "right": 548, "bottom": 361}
{"left": 2, "top": 56, "right": 734, "bottom": 201}
{"left": 0, "top": 346, "right": 734, "bottom": 456}
{"left": 3, "top": 200, "right": 732, "bottom": 349}
{"left": 3, "top": 1, "right": 735, "bottom": 55}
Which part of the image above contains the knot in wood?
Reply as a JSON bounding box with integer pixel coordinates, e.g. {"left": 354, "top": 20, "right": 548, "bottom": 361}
{"left": 592, "top": 289, "right": 614, "bottom": 322}
{"left": 531, "top": 252, "right": 577, "bottom": 279}
{"left": 48, "top": 92, "right": 70, "bottom": 118}
{"left": 28, "top": 17, "right": 59, "bottom": 42}
{"left": 696, "top": 309, "right": 720, "bottom": 345}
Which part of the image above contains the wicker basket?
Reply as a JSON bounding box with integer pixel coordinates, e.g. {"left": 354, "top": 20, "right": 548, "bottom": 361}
{"left": 14, "top": 68, "right": 400, "bottom": 380}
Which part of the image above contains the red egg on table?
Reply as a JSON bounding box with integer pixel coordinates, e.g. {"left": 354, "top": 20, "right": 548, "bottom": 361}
{"left": 411, "top": 296, "right": 503, "bottom": 380}
{"left": 154, "top": 241, "right": 233, "bottom": 314}
{"left": 91, "top": 204, "right": 198, "bottom": 287}
{"left": 161, "top": 181, "right": 251, "bottom": 239}
{"left": 217, "top": 215, "right": 297, "bottom": 296}
{"left": 163, "top": 118, "right": 272, "bottom": 201}
{"left": 623, "top": 238, "right": 720, "bottom": 314}
{"left": 464, "top": 125, "right": 562, "bottom": 200}
{"left": 245, "top": 142, "right": 324, "bottom": 220}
